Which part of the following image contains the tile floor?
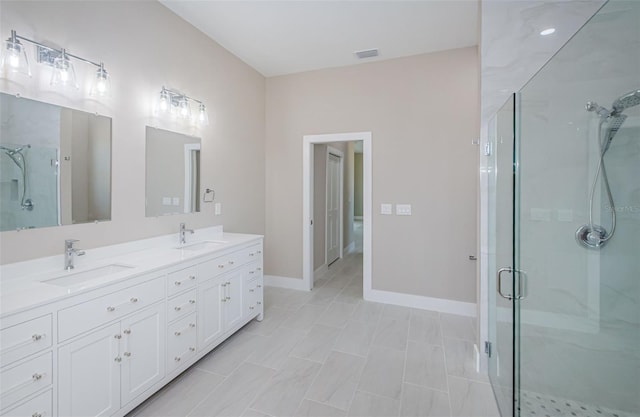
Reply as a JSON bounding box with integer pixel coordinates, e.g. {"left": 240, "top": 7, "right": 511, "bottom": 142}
{"left": 128, "top": 251, "right": 500, "bottom": 417}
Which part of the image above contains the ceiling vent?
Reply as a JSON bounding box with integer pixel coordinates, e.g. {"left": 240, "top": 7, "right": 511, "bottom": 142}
{"left": 354, "top": 48, "right": 379, "bottom": 59}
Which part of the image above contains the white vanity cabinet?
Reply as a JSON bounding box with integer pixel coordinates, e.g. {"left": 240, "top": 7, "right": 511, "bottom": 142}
{"left": 0, "top": 314, "right": 53, "bottom": 417}
{"left": 58, "top": 302, "right": 166, "bottom": 417}
{"left": 0, "top": 233, "right": 263, "bottom": 417}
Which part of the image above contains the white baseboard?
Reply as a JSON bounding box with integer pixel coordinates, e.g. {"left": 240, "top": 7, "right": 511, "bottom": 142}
{"left": 264, "top": 275, "right": 310, "bottom": 291}
{"left": 365, "top": 289, "right": 477, "bottom": 317}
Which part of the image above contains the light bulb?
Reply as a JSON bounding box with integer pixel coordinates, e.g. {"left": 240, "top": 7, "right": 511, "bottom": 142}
{"left": 60, "top": 69, "right": 69, "bottom": 82}
{"left": 51, "top": 50, "right": 77, "bottom": 89}
{"left": 91, "top": 64, "right": 110, "bottom": 97}
{"left": 179, "top": 97, "right": 190, "bottom": 118}
{"left": 8, "top": 53, "right": 19, "bottom": 68}
{"left": 198, "top": 103, "right": 209, "bottom": 126}
{"left": 158, "top": 89, "right": 170, "bottom": 113}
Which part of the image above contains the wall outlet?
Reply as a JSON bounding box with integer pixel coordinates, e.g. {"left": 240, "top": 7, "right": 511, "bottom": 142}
{"left": 162, "top": 197, "right": 171, "bottom": 206}
{"left": 381, "top": 203, "right": 393, "bottom": 215}
{"left": 396, "top": 204, "right": 412, "bottom": 216}
{"left": 172, "top": 197, "right": 180, "bottom": 206}
{"left": 214, "top": 203, "right": 222, "bottom": 215}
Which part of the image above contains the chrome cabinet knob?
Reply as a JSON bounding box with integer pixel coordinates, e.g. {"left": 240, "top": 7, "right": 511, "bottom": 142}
{"left": 114, "top": 357, "right": 122, "bottom": 363}
{"left": 175, "top": 356, "right": 181, "bottom": 362}
{"left": 114, "top": 334, "right": 122, "bottom": 339}
{"left": 130, "top": 297, "right": 138, "bottom": 303}
{"left": 218, "top": 265, "right": 224, "bottom": 269}
{"left": 189, "top": 275, "right": 196, "bottom": 280}
{"left": 189, "top": 299, "right": 196, "bottom": 304}
{"left": 123, "top": 329, "right": 131, "bottom": 335}
{"left": 124, "top": 352, "right": 131, "bottom": 357}
{"left": 175, "top": 306, "right": 182, "bottom": 311}
{"left": 174, "top": 281, "right": 182, "bottom": 286}
{"left": 189, "top": 347, "right": 196, "bottom": 352}
{"left": 229, "top": 260, "right": 234, "bottom": 265}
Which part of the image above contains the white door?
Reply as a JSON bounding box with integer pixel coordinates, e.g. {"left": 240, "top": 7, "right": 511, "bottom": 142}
{"left": 326, "top": 152, "right": 342, "bottom": 265}
{"left": 120, "top": 304, "right": 166, "bottom": 405}
{"left": 58, "top": 323, "right": 121, "bottom": 417}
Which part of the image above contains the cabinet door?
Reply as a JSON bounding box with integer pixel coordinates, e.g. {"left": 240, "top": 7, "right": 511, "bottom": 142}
{"left": 58, "top": 323, "right": 120, "bottom": 417}
{"left": 198, "top": 278, "right": 224, "bottom": 350}
{"left": 224, "top": 270, "right": 244, "bottom": 330}
{"left": 120, "top": 303, "right": 166, "bottom": 405}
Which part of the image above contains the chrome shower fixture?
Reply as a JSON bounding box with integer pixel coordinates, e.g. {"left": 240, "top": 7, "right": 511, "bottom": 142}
{"left": 0, "top": 144, "right": 33, "bottom": 211}
{"left": 577, "top": 88, "right": 640, "bottom": 249}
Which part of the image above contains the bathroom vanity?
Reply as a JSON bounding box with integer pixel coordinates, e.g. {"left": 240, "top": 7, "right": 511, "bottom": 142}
{"left": 0, "top": 226, "right": 263, "bottom": 417}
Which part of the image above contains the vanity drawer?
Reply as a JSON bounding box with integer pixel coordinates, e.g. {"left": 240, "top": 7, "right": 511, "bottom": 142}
{"left": 167, "top": 313, "right": 197, "bottom": 373}
{"left": 167, "top": 266, "right": 198, "bottom": 297}
{"left": 198, "top": 252, "right": 241, "bottom": 280}
{"left": 0, "top": 388, "right": 51, "bottom": 417}
{"left": 167, "top": 289, "right": 197, "bottom": 323}
{"left": 58, "top": 278, "right": 165, "bottom": 342}
{"left": 244, "top": 244, "right": 263, "bottom": 264}
{"left": 0, "top": 352, "right": 52, "bottom": 411}
{"left": 0, "top": 315, "right": 52, "bottom": 368}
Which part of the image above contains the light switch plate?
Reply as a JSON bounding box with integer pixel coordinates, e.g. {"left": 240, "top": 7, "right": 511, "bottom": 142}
{"left": 214, "top": 203, "right": 222, "bottom": 215}
{"left": 172, "top": 197, "right": 180, "bottom": 206}
{"left": 396, "top": 204, "right": 412, "bottom": 216}
{"left": 381, "top": 203, "right": 393, "bottom": 215}
{"left": 162, "top": 197, "right": 171, "bottom": 206}
{"left": 557, "top": 209, "right": 573, "bottom": 222}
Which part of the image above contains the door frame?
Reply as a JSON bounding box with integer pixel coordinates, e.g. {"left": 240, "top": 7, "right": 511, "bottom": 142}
{"left": 302, "top": 132, "right": 372, "bottom": 294}
{"left": 325, "top": 146, "right": 344, "bottom": 266}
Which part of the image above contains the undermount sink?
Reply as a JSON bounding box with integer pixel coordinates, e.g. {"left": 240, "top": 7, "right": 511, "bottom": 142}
{"left": 174, "top": 240, "right": 227, "bottom": 252}
{"left": 42, "top": 264, "right": 135, "bottom": 287}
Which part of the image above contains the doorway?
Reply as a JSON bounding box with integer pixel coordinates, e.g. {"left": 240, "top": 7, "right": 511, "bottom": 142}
{"left": 302, "top": 132, "right": 372, "bottom": 295}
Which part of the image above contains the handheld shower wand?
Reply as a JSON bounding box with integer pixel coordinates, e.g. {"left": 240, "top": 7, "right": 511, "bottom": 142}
{"left": 577, "top": 89, "right": 640, "bottom": 249}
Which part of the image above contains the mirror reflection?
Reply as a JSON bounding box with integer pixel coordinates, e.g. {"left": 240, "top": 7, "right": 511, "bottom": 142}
{"left": 145, "top": 127, "right": 201, "bottom": 217}
{"left": 0, "top": 93, "right": 112, "bottom": 231}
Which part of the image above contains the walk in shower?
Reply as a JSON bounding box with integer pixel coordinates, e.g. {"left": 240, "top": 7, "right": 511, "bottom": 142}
{"left": 488, "top": 1, "right": 640, "bottom": 416}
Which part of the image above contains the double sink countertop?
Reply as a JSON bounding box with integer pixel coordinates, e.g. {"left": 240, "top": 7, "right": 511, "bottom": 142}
{"left": 0, "top": 226, "right": 263, "bottom": 318}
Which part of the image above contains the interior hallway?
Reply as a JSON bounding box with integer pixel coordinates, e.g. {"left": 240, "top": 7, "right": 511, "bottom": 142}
{"left": 128, "top": 231, "right": 497, "bottom": 417}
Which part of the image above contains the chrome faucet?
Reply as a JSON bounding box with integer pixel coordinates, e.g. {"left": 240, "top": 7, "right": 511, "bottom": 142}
{"left": 179, "top": 223, "right": 194, "bottom": 245}
{"left": 64, "top": 239, "right": 85, "bottom": 270}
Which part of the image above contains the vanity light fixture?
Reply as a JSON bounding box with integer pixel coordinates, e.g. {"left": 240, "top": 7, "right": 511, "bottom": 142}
{"left": 156, "top": 87, "right": 209, "bottom": 126}
{"left": 1, "top": 29, "right": 110, "bottom": 96}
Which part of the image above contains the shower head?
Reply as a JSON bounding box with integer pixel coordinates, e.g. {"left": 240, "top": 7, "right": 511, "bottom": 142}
{"left": 603, "top": 113, "right": 628, "bottom": 152}
{"left": 612, "top": 89, "right": 640, "bottom": 115}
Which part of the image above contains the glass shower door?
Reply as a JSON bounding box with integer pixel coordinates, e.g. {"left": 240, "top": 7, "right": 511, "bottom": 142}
{"left": 488, "top": 94, "right": 517, "bottom": 417}
{"left": 516, "top": 1, "right": 640, "bottom": 416}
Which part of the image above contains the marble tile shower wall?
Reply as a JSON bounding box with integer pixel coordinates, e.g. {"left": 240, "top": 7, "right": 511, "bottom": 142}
{"left": 516, "top": 1, "right": 640, "bottom": 414}
{"left": 128, "top": 253, "right": 499, "bottom": 417}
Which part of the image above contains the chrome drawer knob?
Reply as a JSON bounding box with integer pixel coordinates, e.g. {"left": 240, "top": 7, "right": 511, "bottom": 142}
{"left": 114, "top": 357, "right": 122, "bottom": 363}
{"left": 189, "top": 299, "right": 196, "bottom": 304}
{"left": 175, "top": 331, "right": 181, "bottom": 336}
{"left": 32, "top": 373, "right": 43, "bottom": 381}
{"left": 114, "top": 334, "right": 122, "bottom": 339}
{"left": 32, "top": 334, "right": 43, "bottom": 341}
{"left": 190, "top": 275, "right": 196, "bottom": 280}
{"left": 218, "top": 265, "right": 224, "bottom": 269}
{"left": 107, "top": 306, "right": 115, "bottom": 312}
{"left": 130, "top": 297, "right": 138, "bottom": 303}
{"left": 175, "top": 356, "right": 181, "bottom": 362}
{"left": 32, "top": 413, "right": 43, "bottom": 417}
{"left": 124, "top": 352, "right": 131, "bottom": 357}
{"left": 189, "top": 347, "right": 196, "bottom": 352}
{"left": 175, "top": 306, "right": 182, "bottom": 311}
{"left": 123, "top": 329, "right": 131, "bottom": 335}
{"left": 257, "top": 285, "right": 262, "bottom": 288}
{"left": 229, "top": 261, "right": 234, "bottom": 265}
{"left": 174, "top": 281, "right": 182, "bottom": 286}
{"left": 189, "top": 323, "right": 196, "bottom": 328}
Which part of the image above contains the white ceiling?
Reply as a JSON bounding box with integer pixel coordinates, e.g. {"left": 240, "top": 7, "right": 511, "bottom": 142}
{"left": 159, "top": 0, "right": 479, "bottom": 77}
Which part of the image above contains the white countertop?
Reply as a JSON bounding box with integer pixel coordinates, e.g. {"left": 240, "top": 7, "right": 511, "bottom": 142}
{"left": 0, "top": 226, "right": 263, "bottom": 318}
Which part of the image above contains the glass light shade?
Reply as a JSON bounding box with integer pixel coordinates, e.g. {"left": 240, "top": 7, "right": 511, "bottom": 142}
{"left": 178, "top": 97, "right": 191, "bottom": 119}
{"left": 198, "top": 103, "right": 209, "bottom": 126}
{"left": 2, "top": 37, "right": 31, "bottom": 77}
{"left": 90, "top": 64, "right": 110, "bottom": 97}
{"left": 158, "top": 89, "right": 170, "bottom": 113}
{"left": 51, "top": 52, "right": 78, "bottom": 89}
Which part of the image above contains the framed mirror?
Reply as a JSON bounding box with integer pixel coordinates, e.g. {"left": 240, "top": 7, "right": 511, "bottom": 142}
{"left": 145, "top": 127, "right": 201, "bottom": 217}
{"left": 0, "top": 93, "right": 112, "bottom": 231}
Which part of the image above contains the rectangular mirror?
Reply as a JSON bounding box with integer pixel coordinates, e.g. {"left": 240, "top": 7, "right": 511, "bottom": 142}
{"left": 145, "top": 127, "right": 201, "bottom": 217}
{"left": 0, "top": 93, "right": 112, "bottom": 231}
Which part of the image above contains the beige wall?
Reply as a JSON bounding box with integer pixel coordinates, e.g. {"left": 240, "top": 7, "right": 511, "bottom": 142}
{"left": 0, "top": 1, "right": 265, "bottom": 263}
{"left": 265, "top": 47, "right": 479, "bottom": 303}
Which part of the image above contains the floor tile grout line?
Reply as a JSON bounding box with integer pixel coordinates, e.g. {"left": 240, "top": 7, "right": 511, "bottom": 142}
{"left": 402, "top": 380, "right": 451, "bottom": 395}
{"left": 439, "top": 311, "right": 455, "bottom": 417}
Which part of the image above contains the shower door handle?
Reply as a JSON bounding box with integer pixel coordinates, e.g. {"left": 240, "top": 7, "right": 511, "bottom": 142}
{"left": 497, "top": 267, "right": 514, "bottom": 300}
{"left": 497, "top": 267, "right": 527, "bottom": 300}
